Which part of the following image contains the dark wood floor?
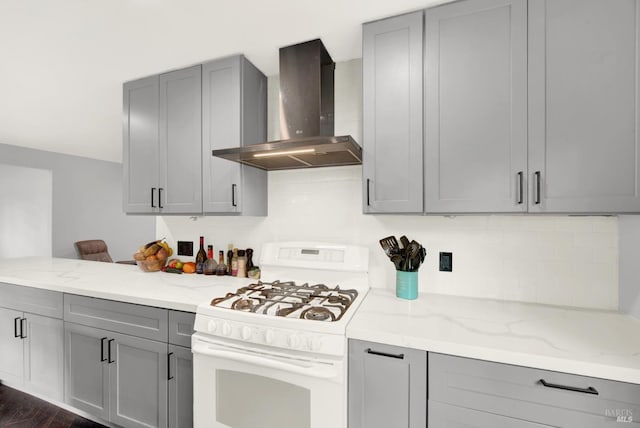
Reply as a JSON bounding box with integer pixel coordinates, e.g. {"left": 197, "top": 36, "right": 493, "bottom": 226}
{"left": 0, "top": 383, "right": 106, "bottom": 428}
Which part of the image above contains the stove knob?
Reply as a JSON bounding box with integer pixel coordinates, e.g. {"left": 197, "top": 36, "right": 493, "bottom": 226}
{"left": 241, "top": 326, "right": 252, "bottom": 340}
{"left": 222, "top": 322, "right": 232, "bottom": 337}
{"left": 264, "top": 329, "right": 275, "bottom": 344}
{"left": 309, "top": 336, "right": 321, "bottom": 352}
{"left": 288, "top": 334, "right": 301, "bottom": 349}
{"left": 207, "top": 320, "right": 217, "bottom": 333}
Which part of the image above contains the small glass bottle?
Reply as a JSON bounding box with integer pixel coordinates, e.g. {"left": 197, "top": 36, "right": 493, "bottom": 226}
{"left": 237, "top": 249, "right": 247, "bottom": 278}
{"left": 203, "top": 245, "right": 217, "bottom": 275}
{"left": 231, "top": 248, "right": 239, "bottom": 276}
{"left": 226, "top": 244, "right": 234, "bottom": 275}
{"left": 215, "top": 251, "right": 226, "bottom": 276}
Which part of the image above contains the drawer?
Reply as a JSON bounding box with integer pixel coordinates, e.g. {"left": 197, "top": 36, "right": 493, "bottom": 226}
{"left": 168, "top": 310, "right": 195, "bottom": 347}
{"left": 428, "top": 401, "right": 614, "bottom": 428}
{"left": 429, "top": 353, "right": 640, "bottom": 427}
{"left": 0, "top": 282, "right": 63, "bottom": 318}
{"left": 64, "top": 294, "right": 168, "bottom": 341}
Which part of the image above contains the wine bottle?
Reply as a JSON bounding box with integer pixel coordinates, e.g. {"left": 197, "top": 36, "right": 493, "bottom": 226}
{"left": 195, "top": 236, "right": 207, "bottom": 274}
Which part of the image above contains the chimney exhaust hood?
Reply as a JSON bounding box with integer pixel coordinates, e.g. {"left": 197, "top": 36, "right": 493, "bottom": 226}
{"left": 211, "top": 39, "right": 362, "bottom": 171}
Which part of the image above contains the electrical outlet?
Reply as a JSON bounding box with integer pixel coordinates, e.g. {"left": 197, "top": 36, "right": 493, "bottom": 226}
{"left": 439, "top": 252, "right": 452, "bottom": 272}
{"left": 177, "top": 241, "right": 193, "bottom": 256}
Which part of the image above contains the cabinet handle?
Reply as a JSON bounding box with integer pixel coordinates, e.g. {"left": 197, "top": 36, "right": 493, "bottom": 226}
{"left": 20, "top": 318, "right": 26, "bottom": 339}
{"left": 158, "top": 188, "right": 164, "bottom": 209}
{"left": 100, "top": 337, "right": 108, "bottom": 362}
{"left": 365, "top": 348, "right": 404, "bottom": 359}
{"left": 167, "top": 352, "right": 174, "bottom": 380}
{"left": 151, "top": 187, "right": 156, "bottom": 208}
{"left": 539, "top": 379, "right": 598, "bottom": 395}
{"left": 107, "top": 339, "right": 115, "bottom": 363}
{"left": 14, "top": 317, "right": 20, "bottom": 338}
{"left": 534, "top": 171, "right": 541, "bottom": 204}
{"left": 517, "top": 171, "right": 523, "bottom": 204}
{"left": 231, "top": 184, "right": 237, "bottom": 207}
{"left": 366, "top": 179, "right": 371, "bottom": 206}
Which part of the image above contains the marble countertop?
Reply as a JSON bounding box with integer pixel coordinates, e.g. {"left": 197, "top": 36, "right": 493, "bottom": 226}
{"left": 0, "top": 257, "right": 254, "bottom": 312}
{"left": 347, "top": 289, "right": 640, "bottom": 384}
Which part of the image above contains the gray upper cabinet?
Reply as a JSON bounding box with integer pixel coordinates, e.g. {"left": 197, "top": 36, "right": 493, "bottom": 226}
{"left": 159, "top": 65, "right": 203, "bottom": 214}
{"left": 362, "top": 11, "right": 424, "bottom": 214}
{"left": 202, "top": 55, "right": 267, "bottom": 215}
{"left": 348, "top": 339, "right": 427, "bottom": 428}
{"left": 123, "top": 75, "right": 160, "bottom": 214}
{"left": 528, "top": 0, "right": 640, "bottom": 213}
{"left": 424, "top": 0, "right": 527, "bottom": 213}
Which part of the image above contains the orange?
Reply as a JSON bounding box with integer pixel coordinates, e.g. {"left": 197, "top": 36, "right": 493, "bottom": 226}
{"left": 182, "top": 262, "right": 196, "bottom": 273}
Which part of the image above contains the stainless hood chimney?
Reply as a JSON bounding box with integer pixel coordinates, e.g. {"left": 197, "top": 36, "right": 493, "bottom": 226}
{"left": 212, "top": 39, "right": 362, "bottom": 170}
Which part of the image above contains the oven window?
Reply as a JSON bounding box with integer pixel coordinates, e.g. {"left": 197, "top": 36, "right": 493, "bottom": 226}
{"left": 216, "top": 370, "right": 311, "bottom": 428}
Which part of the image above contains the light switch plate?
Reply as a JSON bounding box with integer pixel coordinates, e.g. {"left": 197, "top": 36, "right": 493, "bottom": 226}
{"left": 177, "top": 241, "right": 193, "bottom": 257}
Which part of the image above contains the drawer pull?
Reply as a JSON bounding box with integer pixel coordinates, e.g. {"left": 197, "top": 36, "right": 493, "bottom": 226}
{"left": 539, "top": 379, "right": 598, "bottom": 395}
{"left": 108, "top": 339, "right": 115, "bottom": 363}
{"left": 100, "top": 337, "right": 108, "bottom": 362}
{"left": 14, "top": 317, "right": 20, "bottom": 338}
{"left": 20, "top": 318, "right": 27, "bottom": 339}
{"left": 365, "top": 348, "right": 405, "bottom": 360}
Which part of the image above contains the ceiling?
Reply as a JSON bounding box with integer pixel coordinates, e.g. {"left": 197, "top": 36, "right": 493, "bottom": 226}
{"left": 0, "top": 0, "right": 446, "bottom": 163}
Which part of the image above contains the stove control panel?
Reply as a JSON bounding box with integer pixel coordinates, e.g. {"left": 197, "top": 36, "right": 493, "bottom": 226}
{"left": 195, "top": 315, "right": 345, "bottom": 356}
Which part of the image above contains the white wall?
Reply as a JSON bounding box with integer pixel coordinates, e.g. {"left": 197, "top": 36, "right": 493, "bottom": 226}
{"left": 157, "top": 59, "right": 619, "bottom": 310}
{"left": 0, "top": 164, "right": 52, "bottom": 258}
{"left": 618, "top": 216, "right": 640, "bottom": 317}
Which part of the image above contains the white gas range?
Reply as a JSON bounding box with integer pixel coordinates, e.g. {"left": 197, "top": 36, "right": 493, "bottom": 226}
{"left": 192, "top": 242, "right": 369, "bottom": 428}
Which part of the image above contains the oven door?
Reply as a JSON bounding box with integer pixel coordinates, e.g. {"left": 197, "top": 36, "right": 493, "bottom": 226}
{"left": 192, "top": 332, "right": 345, "bottom": 428}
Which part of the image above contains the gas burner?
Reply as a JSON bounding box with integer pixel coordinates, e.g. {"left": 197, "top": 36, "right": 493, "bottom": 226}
{"left": 231, "top": 298, "right": 256, "bottom": 311}
{"left": 209, "top": 280, "right": 358, "bottom": 322}
{"left": 301, "top": 306, "right": 335, "bottom": 321}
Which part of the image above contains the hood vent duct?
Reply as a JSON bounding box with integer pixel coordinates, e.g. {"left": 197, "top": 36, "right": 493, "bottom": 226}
{"left": 212, "top": 39, "right": 362, "bottom": 171}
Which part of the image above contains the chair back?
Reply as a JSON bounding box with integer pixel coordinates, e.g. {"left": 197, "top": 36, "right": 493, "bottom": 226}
{"left": 74, "top": 240, "right": 113, "bottom": 263}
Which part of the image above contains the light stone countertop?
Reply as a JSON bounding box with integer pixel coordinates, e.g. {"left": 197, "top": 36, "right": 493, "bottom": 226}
{"left": 347, "top": 288, "right": 640, "bottom": 384}
{"left": 0, "top": 257, "right": 254, "bottom": 312}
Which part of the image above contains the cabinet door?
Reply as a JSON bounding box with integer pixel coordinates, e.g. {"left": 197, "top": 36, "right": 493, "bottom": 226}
{"left": 109, "top": 331, "right": 168, "bottom": 428}
{"left": 123, "top": 75, "right": 160, "bottom": 214}
{"left": 159, "top": 65, "right": 203, "bottom": 214}
{"left": 0, "top": 307, "right": 24, "bottom": 386}
{"left": 23, "top": 314, "right": 63, "bottom": 401}
{"left": 430, "top": 402, "right": 553, "bottom": 427}
{"left": 348, "top": 339, "right": 427, "bottom": 428}
{"left": 168, "top": 344, "right": 193, "bottom": 428}
{"left": 529, "top": 0, "right": 640, "bottom": 213}
{"left": 202, "top": 56, "right": 243, "bottom": 213}
{"left": 64, "top": 322, "right": 110, "bottom": 420}
{"left": 424, "top": 0, "right": 527, "bottom": 213}
{"left": 362, "top": 11, "right": 424, "bottom": 213}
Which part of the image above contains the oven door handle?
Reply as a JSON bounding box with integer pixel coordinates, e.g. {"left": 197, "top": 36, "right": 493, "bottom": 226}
{"left": 192, "top": 341, "right": 338, "bottom": 379}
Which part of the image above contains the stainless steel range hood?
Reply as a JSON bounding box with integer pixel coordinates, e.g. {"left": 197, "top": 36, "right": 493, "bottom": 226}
{"left": 212, "top": 39, "right": 362, "bottom": 171}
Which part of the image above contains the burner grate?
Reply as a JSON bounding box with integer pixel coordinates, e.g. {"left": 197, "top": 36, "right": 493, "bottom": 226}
{"left": 209, "top": 280, "right": 358, "bottom": 322}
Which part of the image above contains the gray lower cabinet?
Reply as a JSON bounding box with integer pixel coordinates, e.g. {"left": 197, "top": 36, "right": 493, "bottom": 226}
{"left": 348, "top": 339, "right": 427, "bottom": 428}
{"left": 63, "top": 297, "right": 194, "bottom": 428}
{"left": 429, "top": 353, "right": 640, "bottom": 427}
{"left": 362, "top": 11, "right": 424, "bottom": 214}
{"left": 202, "top": 55, "right": 267, "bottom": 215}
{"left": 168, "top": 344, "right": 193, "bottom": 428}
{"left": 528, "top": 0, "right": 640, "bottom": 213}
{"left": 65, "top": 322, "right": 168, "bottom": 428}
{"left": 0, "top": 284, "right": 63, "bottom": 401}
{"left": 424, "top": 0, "right": 527, "bottom": 213}
{"left": 429, "top": 402, "right": 553, "bottom": 427}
